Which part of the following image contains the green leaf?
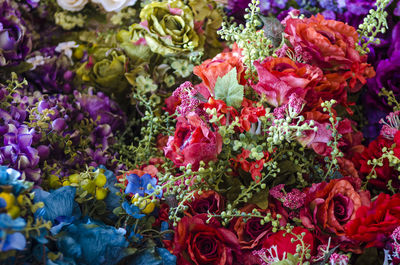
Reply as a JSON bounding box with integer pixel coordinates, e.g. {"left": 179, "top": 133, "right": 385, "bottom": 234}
{"left": 248, "top": 188, "right": 269, "bottom": 209}
{"left": 214, "top": 67, "right": 244, "bottom": 108}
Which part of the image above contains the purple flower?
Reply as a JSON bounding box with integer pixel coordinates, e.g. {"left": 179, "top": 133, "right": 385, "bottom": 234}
{"left": 0, "top": 0, "right": 32, "bottom": 66}
{"left": 24, "top": 47, "right": 75, "bottom": 93}
{"left": 228, "top": 0, "right": 288, "bottom": 18}
{"left": 75, "top": 88, "right": 126, "bottom": 131}
{"left": 365, "top": 22, "right": 400, "bottom": 111}
{"left": 0, "top": 124, "right": 40, "bottom": 181}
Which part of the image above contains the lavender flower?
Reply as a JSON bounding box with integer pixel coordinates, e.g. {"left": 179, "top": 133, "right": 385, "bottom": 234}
{"left": 24, "top": 47, "right": 75, "bottom": 93}
{"left": 0, "top": 0, "right": 32, "bottom": 66}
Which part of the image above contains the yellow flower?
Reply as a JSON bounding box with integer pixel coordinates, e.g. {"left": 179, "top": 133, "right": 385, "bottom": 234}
{"left": 131, "top": 197, "right": 156, "bottom": 214}
{"left": 95, "top": 187, "right": 108, "bottom": 200}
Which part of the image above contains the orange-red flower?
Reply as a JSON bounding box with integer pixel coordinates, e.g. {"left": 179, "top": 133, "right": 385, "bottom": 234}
{"left": 193, "top": 43, "right": 245, "bottom": 96}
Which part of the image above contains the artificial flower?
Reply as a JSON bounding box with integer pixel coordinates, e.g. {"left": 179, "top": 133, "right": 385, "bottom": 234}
{"left": 193, "top": 43, "right": 245, "bottom": 96}
{"left": 173, "top": 214, "right": 241, "bottom": 265}
{"left": 125, "top": 173, "right": 161, "bottom": 198}
{"left": 262, "top": 226, "right": 315, "bottom": 260}
{"left": 33, "top": 186, "right": 78, "bottom": 222}
{"left": 0, "top": 0, "right": 32, "bottom": 66}
{"left": 129, "top": 0, "right": 201, "bottom": 56}
{"left": 54, "top": 218, "right": 128, "bottom": 265}
{"left": 76, "top": 51, "right": 128, "bottom": 95}
{"left": 285, "top": 14, "right": 361, "bottom": 71}
{"left": 345, "top": 193, "right": 400, "bottom": 248}
{"left": 128, "top": 247, "right": 176, "bottom": 265}
{"left": 231, "top": 204, "right": 286, "bottom": 250}
{"left": 252, "top": 57, "right": 323, "bottom": 107}
{"left": 0, "top": 213, "right": 26, "bottom": 251}
{"left": 353, "top": 135, "right": 399, "bottom": 190}
{"left": 300, "top": 178, "right": 370, "bottom": 252}
{"left": 92, "top": 0, "right": 137, "bottom": 12}
{"left": 56, "top": 0, "right": 88, "bottom": 12}
{"left": 164, "top": 112, "right": 222, "bottom": 170}
{"left": 185, "top": 190, "right": 224, "bottom": 217}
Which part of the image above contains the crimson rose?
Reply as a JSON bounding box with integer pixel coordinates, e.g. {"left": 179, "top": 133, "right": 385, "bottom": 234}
{"left": 345, "top": 193, "right": 400, "bottom": 248}
{"left": 173, "top": 214, "right": 241, "bottom": 265}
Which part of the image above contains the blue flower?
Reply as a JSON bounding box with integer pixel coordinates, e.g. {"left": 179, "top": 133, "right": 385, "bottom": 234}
{"left": 1, "top": 232, "right": 26, "bottom": 251}
{"left": 125, "top": 173, "right": 162, "bottom": 198}
{"left": 56, "top": 218, "right": 128, "bottom": 265}
{"left": 121, "top": 201, "right": 145, "bottom": 219}
{"left": 98, "top": 165, "right": 121, "bottom": 213}
{"left": 0, "top": 213, "right": 26, "bottom": 230}
{"left": 161, "top": 221, "right": 173, "bottom": 241}
{"left": 0, "top": 166, "right": 29, "bottom": 195}
{"left": 33, "top": 186, "right": 78, "bottom": 222}
{"left": 0, "top": 213, "right": 26, "bottom": 251}
{"left": 127, "top": 247, "right": 176, "bottom": 265}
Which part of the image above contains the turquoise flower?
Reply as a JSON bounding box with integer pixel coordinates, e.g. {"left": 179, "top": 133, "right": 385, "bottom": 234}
{"left": 33, "top": 186, "right": 78, "bottom": 222}
{"left": 55, "top": 218, "right": 128, "bottom": 265}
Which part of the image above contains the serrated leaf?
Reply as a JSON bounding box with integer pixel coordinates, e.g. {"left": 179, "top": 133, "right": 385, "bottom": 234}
{"left": 214, "top": 68, "right": 244, "bottom": 108}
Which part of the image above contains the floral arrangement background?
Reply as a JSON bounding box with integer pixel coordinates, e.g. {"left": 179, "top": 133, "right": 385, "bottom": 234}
{"left": 0, "top": 0, "right": 400, "bottom": 264}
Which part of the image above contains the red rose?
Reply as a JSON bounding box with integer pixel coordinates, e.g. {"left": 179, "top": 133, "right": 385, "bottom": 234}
{"left": 193, "top": 43, "right": 245, "bottom": 96}
{"left": 252, "top": 57, "right": 323, "bottom": 107}
{"left": 174, "top": 214, "right": 241, "bottom": 265}
{"left": 164, "top": 112, "right": 222, "bottom": 170}
{"left": 231, "top": 204, "right": 287, "bottom": 250}
{"left": 353, "top": 136, "right": 400, "bottom": 190}
{"left": 345, "top": 193, "right": 400, "bottom": 248}
{"left": 300, "top": 178, "right": 370, "bottom": 252}
{"left": 186, "top": 190, "right": 224, "bottom": 217}
{"left": 262, "top": 227, "right": 315, "bottom": 260}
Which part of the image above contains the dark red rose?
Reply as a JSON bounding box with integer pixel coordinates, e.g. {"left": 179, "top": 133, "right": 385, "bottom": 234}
{"left": 174, "top": 214, "right": 241, "bottom": 265}
{"left": 262, "top": 227, "right": 315, "bottom": 260}
{"left": 231, "top": 204, "right": 287, "bottom": 250}
{"left": 300, "top": 178, "right": 370, "bottom": 253}
{"left": 186, "top": 190, "right": 224, "bottom": 217}
{"left": 345, "top": 193, "right": 400, "bottom": 248}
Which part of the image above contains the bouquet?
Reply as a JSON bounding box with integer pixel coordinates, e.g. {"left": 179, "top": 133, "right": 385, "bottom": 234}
{"left": 0, "top": 0, "right": 399, "bottom": 264}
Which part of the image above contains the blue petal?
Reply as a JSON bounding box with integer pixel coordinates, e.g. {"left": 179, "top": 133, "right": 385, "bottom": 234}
{"left": 0, "top": 198, "right": 6, "bottom": 208}
{"left": 122, "top": 202, "right": 145, "bottom": 219}
{"left": 0, "top": 214, "right": 26, "bottom": 230}
{"left": 157, "top": 248, "right": 177, "bottom": 265}
{"left": 127, "top": 248, "right": 176, "bottom": 265}
{"left": 57, "top": 220, "right": 128, "bottom": 265}
{"left": 125, "top": 174, "right": 144, "bottom": 195}
{"left": 33, "top": 186, "right": 76, "bottom": 222}
{"left": 2, "top": 232, "right": 26, "bottom": 251}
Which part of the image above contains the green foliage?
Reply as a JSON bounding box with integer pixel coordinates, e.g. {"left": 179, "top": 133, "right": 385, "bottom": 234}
{"left": 320, "top": 100, "right": 344, "bottom": 180}
{"left": 214, "top": 68, "right": 244, "bottom": 108}
{"left": 0, "top": 72, "right": 26, "bottom": 110}
{"left": 357, "top": 0, "right": 391, "bottom": 54}
{"left": 218, "top": 0, "right": 276, "bottom": 81}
